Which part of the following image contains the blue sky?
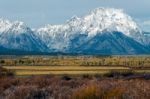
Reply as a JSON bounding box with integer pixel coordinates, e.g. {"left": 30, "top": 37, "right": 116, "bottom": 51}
{"left": 0, "top": 0, "right": 150, "bottom": 31}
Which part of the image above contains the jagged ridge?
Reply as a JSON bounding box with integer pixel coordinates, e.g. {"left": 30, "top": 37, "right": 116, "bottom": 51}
{"left": 0, "top": 8, "right": 149, "bottom": 54}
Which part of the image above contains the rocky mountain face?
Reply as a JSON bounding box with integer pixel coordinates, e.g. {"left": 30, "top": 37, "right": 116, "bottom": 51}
{"left": 0, "top": 8, "right": 149, "bottom": 55}
{"left": 0, "top": 19, "right": 48, "bottom": 52}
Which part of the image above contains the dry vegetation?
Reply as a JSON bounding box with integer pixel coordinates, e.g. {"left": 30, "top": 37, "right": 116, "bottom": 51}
{"left": 1, "top": 55, "right": 150, "bottom": 76}
{"left": 3, "top": 66, "right": 150, "bottom": 76}
{"left": 0, "top": 55, "right": 150, "bottom": 99}
{"left": 4, "top": 66, "right": 130, "bottom": 76}
{"left": 0, "top": 75, "right": 150, "bottom": 99}
{"left": 0, "top": 55, "right": 150, "bottom": 68}
{"left": 0, "top": 67, "right": 14, "bottom": 77}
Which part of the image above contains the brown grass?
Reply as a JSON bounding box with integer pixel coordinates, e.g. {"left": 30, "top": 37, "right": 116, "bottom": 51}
{"left": 1, "top": 55, "right": 150, "bottom": 67}
{"left": 3, "top": 66, "right": 129, "bottom": 76}
{"left": 0, "top": 75, "right": 150, "bottom": 99}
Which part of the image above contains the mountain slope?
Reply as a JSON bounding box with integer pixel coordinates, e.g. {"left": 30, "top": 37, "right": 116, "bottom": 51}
{"left": 0, "top": 8, "right": 149, "bottom": 55}
{"left": 0, "top": 19, "right": 48, "bottom": 52}
{"left": 35, "top": 8, "right": 149, "bottom": 54}
{"left": 70, "top": 32, "right": 149, "bottom": 54}
{"left": 142, "top": 32, "right": 150, "bottom": 48}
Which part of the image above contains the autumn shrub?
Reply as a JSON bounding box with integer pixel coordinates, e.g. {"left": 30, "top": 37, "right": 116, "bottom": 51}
{"left": 8, "top": 86, "right": 52, "bottom": 99}
{"left": 0, "top": 75, "right": 150, "bottom": 99}
{"left": 103, "top": 87, "right": 126, "bottom": 99}
{"left": 0, "top": 67, "right": 15, "bottom": 77}
{"left": 72, "top": 82, "right": 102, "bottom": 99}
{"left": 71, "top": 81, "right": 127, "bottom": 99}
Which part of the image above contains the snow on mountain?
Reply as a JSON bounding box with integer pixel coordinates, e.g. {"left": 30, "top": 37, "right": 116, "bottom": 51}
{"left": 36, "top": 8, "right": 145, "bottom": 52}
{"left": 0, "top": 19, "right": 31, "bottom": 34}
{"left": 0, "top": 19, "right": 12, "bottom": 33}
{"left": 0, "top": 8, "right": 149, "bottom": 54}
{"left": 0, "top": 18, "right": 48, "bottom": 52}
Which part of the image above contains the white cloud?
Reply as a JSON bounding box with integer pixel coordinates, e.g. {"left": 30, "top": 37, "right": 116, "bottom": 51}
{"left": 140, "top": 20, "right": 150, "bottom": 31}
{"left": 143, "top": 20, "right": 150, "bottom": 26}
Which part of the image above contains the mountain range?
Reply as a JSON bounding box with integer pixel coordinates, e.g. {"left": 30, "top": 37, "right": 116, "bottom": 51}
{"left": 0, "top": 8, "right": 149, "bottom": 55}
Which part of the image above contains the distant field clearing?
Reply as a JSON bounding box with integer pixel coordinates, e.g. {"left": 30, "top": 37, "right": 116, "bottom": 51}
{"left": 3, "top": 66, "right": 150, "bottom": 76}
{"left": 4, "top": 66, "right": 129, "bottom": 70}
{"left": 4, "top": 66, "right": 129, "bottom": 76}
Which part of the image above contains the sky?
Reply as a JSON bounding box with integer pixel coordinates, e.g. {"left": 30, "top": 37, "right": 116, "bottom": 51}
{"left": 0, "top": 0, "right": 150, "bottom": 31}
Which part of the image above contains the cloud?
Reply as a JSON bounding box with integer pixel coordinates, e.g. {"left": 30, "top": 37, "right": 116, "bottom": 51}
{"left": 143, "top": 20, "right": 150, "bottom": 26}
{"left": 140, "top": 20, "right": 150, "bottom": 31}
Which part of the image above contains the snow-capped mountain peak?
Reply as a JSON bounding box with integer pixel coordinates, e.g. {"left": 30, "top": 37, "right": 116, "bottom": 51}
{"left": 81, "top": 7, "right": 140, "bottom": 36}
{"left": 0, "top": 8, "right": 149, "bottom": 54}
{"left": 0, "top": 18, "right": 48, "bottom": 52}
{"left": 35, "top": 8, "right": 143, "bottom": 51}
{"left": 37, "top": 8, "right": 141, "bottom": 37}
{"left": 11, "top": 21, "right": 32, "bottom": 34}
{"left": 0, "top": 18, "right": 12, "bottom": 33}
{"left": 0, "top": 18, "right": 31, "bottom": 34}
